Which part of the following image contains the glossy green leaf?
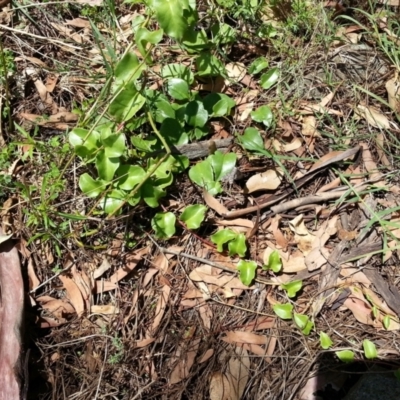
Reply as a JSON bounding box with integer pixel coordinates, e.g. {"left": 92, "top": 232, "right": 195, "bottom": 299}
{"left": 135, "top": 27, "right": 163, "bottom": 62}
{"left": 239, "top": 127, "right": 264, "bottom": 152}
{"left": 273, "top": 303, "right": 293, "bottom": 320}
{"left": 151, "top": 212, "right": 176, "bottom": 239}
{"left": 108, "top": 86, "right": 146, "bottom": 122}
{"left": 211, "top": 23, "right": 236, "bottom": 45}
{"left": 79, "top": 173, "right": 106, "bottom": 198}
{"left": 228, "top": 233, "right": 247, "bottom": 257}
{"left": 237, "top": 260, "right": 257, "bottom": 286}
{"left": 141, "top": 181, "right": 166, "bottom": 207}
{"left": 148, "top": 0, "right": 195, "bottom": 40}
{"left": 160, "top": 118, "right": 188, "bottom": 145}
{"left": 161, "top": 63, "right": 194, "bottom": 84}
{"left": 180, "top": 204, "right": 207, "bottom": 229}
{"left": 281, "top": 280, "right": 303, "bottom": 298}
{"left": 196, "top": 53, "right": 225, "bottom": 77}
{"left": 115, "top": 165, "right": 146, "bottom": 190}
{"left": 263, "top": 250, "right": 282, "bottom": 273}
{"left": 181, "top": 29, "right": 209, "bottom": 53}
{"left": 69, "top": 128, "right": 100, "bottom": 152}
{"left": 260, "top": 67, "right": 280, "bottom": 90}
{"left": 95, "top": 150, "right": 120, "bottom": 182}
{"left": 383, "top": 315, "right": 391, "bottom": 330}
{"left": 102, "top": 189, "right": 125, "bottom": 215}
{"left": 249, "top": 57, "right": 269, "bottom": 75}
{"left": 167, "top": 78, "right": 190, "bottom": 100}
{"left": 319, "top": 332, "right": 333, "bottom": 350}
{"left": 363, "top": 339, "right": 378, "bottom": 359}
{"left": 101, "top": 133, "right": 126, "bottom": 157}
{"left": 114, "top": 52, "right": 145, "bottom": 86}
{"left": 210, "top": 229, "right": 237, "bottom": 252}
{"left": 202, "top": 93, "right": 236, "bottom": 117}
{"left": 293, "top": 314, "right": 314, "bottom": 335}
{"left": 154, "top": 98, "right": 176, "bottom": 123}
{"left": 208, "top": 151, "right": 237, "bottom": 181}
{"left": 188, "top": 150, "right": 236, "bottom": 195}
{"left": 251, "top": 105, "right": 274, "bottom": 128}
{"left": 335, "top": 350, "right": 355, "bottom": 363}
{"left": 185, "top": 100, "right": 208, "bottom": 127}
{"left": 131, "top": 136, "right": 157, "bottom": 152}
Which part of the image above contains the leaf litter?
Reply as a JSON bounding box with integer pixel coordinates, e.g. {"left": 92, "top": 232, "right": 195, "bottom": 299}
{"left": 3, "top": 1, "right": 400, "bottom": 399}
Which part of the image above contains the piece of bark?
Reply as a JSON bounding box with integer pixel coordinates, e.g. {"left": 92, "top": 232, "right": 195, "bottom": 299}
{"left": 0, "top": 229, "right": 24, "bottom": 400}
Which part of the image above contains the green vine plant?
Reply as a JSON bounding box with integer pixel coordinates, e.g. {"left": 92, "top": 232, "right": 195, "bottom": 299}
{"left": 68, "top": 0, "right": 281, "bottom": 218}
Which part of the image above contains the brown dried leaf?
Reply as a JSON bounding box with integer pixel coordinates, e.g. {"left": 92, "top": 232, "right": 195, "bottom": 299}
{"left": 210, "top": 372, "right": 233, "bottom": 400}
{"left": 243, "top": 316, "right": 275, "bottom": 331}
{"left": 203, "top": 189, "right": 229, "bottom": 215}
{"left": 222, "top": 331, "right": 269, "bottom": 345}
{"left": 59, "top": 274, "right": 85, "bottom": 316}
{"left": 150, "top": 285, "right": 170, "bottom": 335}
{"left": 27, "top": 257, "right": 40, "bottom": 290}
{"left": 170, "top": 338, "right": 201, "bottom": 384}
{"left": 356, "top": 105, "right": 391, "bottom": 129}
{"left": 245, "top": 169, "right": 282, "bottom": 193}
{"left": 302, "top": 116, "right": 321, "bottom": 137}
{"left": 289, "top": 215, "right": 315, "bottom": 255}
{"left": 109, "top": 247, "right": 148, "bottom": 283}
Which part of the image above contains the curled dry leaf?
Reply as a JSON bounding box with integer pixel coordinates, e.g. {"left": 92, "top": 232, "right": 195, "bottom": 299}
{"left": 222, "top": 331, "right": 269, "bottom": 345}
{"left": 245, "top": 169, "right": 283, "bottom": 193}
{"left": 59, "top": 274, "right": 85, "bottom": 316}
{"left": 93, "top": 257, "right": 112, "bottom": 279}
{"left": 94, "top": 280, "right": 117, "bottom": 294}
{"left": 386, "top": 75, "right": 400, "bottom": 113}
{"left": 225, "top": 62, "right": 247, "bottom": 85}
{"left": 203, "top": 189, "right": 229, "bottom": 216}
{"left": 282, "top": 138, "right": 302, "bottom": 152}
{"left": 289, "top": 215, "right": 315, "bottom": 255}
{"left": 302, "top": 116, "right": 321, "bottom": 137}
{"left": 355, "top": 105, "right": 391, "bottom": 129}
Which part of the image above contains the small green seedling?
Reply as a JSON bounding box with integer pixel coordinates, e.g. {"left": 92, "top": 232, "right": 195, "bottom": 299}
{"left": 319, "top": 332, "right": 333, "bottom": 349}
{"left": 189, "top": 151, "right": 237, "bottom": 195}
{"left": 151, "top": 212, "right": 176, "bottom": 239}
{"left": 237, "top": 260, "right": 257, "bottom": 286}
{"left": 363, "top": 339, "right": 378, "bottom": 360}
{"left": 210, "top": 228, "right": 247, "bottom": 257}
{"left": 273, "top": 303, "right": 293, "bottom": 320}
{"left": 335, "top": 350, "right": 355, "bottom": 363}
{"left": 180, "top": 204, "right": 207, "bottom": 229}
{"left": 293, "top": 313, "right": 314, "bottom": 335}
{"left": 281, "top": 280, "right": 303, "bottom": 298}
{"left": 263, "top": 250, "right": 282, "bottom": 273}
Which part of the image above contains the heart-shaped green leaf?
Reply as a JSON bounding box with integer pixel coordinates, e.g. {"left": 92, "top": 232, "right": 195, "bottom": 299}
{"left": 160, "top": 118, "right": 188, "bottom": 145}
{"left": 95, "top": 150, "right": 120, "bottom": 182}
{"left": 116, "top": 165, "right": 146, "bottom": 190}
{"left": 79, "top": 173, "right": 106, "bottom": 198}
{"left": 273, "top": 303, "right": 293, "bottom": 320}
{"left": 151, "top": 211, "right": 176, "bottom": 239}
{"left": 263, "top": 250, "right": 282, "bottom": 273}
{"left": 228, "top": 233, "right": 247, "bottom": 257}
{"left": 69, "top": 128, "right": 100, "bottom": 153}
{"left": 114, "top": 52, "right": 145, "bottom": 86}
{"left": 180, "top": 204, "right": 207, "bottom": 229}
{"left": 167, "top": 78, "right": 190, "bottom": 101}
{"left": 249, "top": 57, "right": 269, "bottom": 75}
{"left": 202, "top": 93, "right": 236, "bottom": 117}
{"left": 335, "top": 350, "right": 355, "bottom": 363}
{"left": 260, "top": 67, "right": 280, "bottom": 90}
{"left": 293, "top": 313, "right": 314, "bottom": 335}
{"left": 162, "top": 63, "right": 194, "bottom": 84}
{"left": 101, "top": 189, "right": 125, "bottom": 215}
{"left": 185, "top": 100, "right": 208, "bottom": 127}
{"left": 148, "top": 0, "right": 196, "bottom": 40}
{"left": 208, "top": 151, "right": 237, "bottom": 181}
{"left": 238, "top": 127, "right": 264, "bottom": 152}
{"left": 196, "top": 53, "right": 225, "bottom": 77}
{"left": 237, "top": 260, "right": 257, "bottom": 286}
{"left": 319, "top": 332, "right": 333, "bottom": 349}
{"left": 251, "top": 105, "right": 274, "bottom": 128}
{"left": 109, "top": 86, "right": 146, "bottom": 122}
{"left": 141, "top": 181, "right": 166, "bottom": 207}
{"left": 210, "top": 228, "right": 237, "bottom": 252}
{"left": 363, "top": 339, "right": 377, "bottom": 359}
{"left": 102, "top": 133, "right": 126, "bottom": 157}
{"left": 135, "top": 27, "right": 163, "bottom": 63}
{"left": 281, "top": 280, "right": 303, "bottom": 298}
